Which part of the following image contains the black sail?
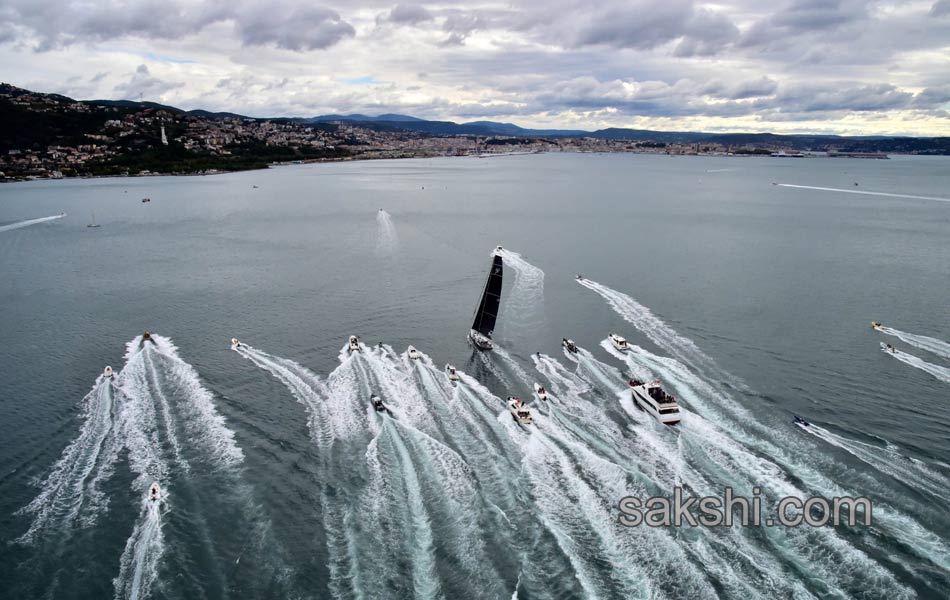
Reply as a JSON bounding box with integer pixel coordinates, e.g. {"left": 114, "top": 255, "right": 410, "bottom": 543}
{"left": 472, "top": 254, "right": 503, "bottom": 338}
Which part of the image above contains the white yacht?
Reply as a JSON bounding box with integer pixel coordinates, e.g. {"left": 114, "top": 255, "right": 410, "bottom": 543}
{"left": 446, "top": 364, "right": 460, "bottom": 382}
{"left": 562, "top": 338, "right": 578, "bottom": 353}
{"left": 609, "top": 333, "right": 630, "bottom": 351}
{"left": 533, "top": 383, "right": 548, "bottom": 401}
{"left": 103, "top": 365, "right": 114, "bottom": 378}
{"left": 507, "top": 397, "right": 533, "bottom": 425}
{"left": 348, "top": 335, "right": 361, "bottom": 353}
{"left": 629, "top": 378, "right": 681, "bottom": 425}
{"left": 408, "top": 345, "right": 421, "bottom": 360}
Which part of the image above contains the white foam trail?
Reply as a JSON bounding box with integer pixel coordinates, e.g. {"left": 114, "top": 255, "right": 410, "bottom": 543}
{"left": 495, "top": 248, "right": 545, "bottom": 339}
{"left": 577, "top": 277, "right": 732, "bottom": 387}
{"left": 376, "top": 210, "right": 399, "bottom": 253}
{"left": 877, "top": 326, "right": 950, "bottom": 360}
{"left": 16, "top": 374, "right": 118, "bottom": 543}
{"left": 0, "top": 213, "right": 66, "bottom": 232}
{"left": 114, "top": 496, "right": 165, "bottom": 600}
{"left": 800, "top": 424, "right": 950, "bottom": 501}
{"left": 882, "top": 345, "right": 950, "bottom": 383}
{"left": 777, "top": 183, "right": 950, "bottom": 203}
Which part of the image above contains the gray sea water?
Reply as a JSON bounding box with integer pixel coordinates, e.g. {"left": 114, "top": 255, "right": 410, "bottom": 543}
{"left": 1, "top": 153, "right": 949, "bottom": 599}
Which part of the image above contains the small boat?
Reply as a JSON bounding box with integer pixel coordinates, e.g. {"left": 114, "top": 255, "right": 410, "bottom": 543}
{"left": 533, "top": 383, "right": 548, "bottom": 401}
{"left": 507, "top": 396, "right": 533, "bottom": 425}
{"left": 142, "top": 331, "right": 153, "bottom": 343}
{"left": 609, "top": 333, "right": 630, "bottom": 351}
{"left": 881, "top": 342, "right": 897, "bottom": 354}
{"left": 148, "top": 482, "right": 161, "bottom": 502}
{"left": 495, "top": 245, "right": 504, "bottom": 252}
{"left": 469, "top": 253, "right": 503, "bottom": 350}
{"left": 141, "top": 197, "right": 151, "bottom": 203}
{"left": 871, "top": 321, "right": 882, "bottom": 329}
{"left": 629, "top": 378, "right": 680, "bottom": 425}
{"left": 562, "top": 338, "right": 578, "bottom": 353}
{"left": 103, "top": 366, "right": 114, "bottom": 378}
{"left": 348, "top": 335, "right": 361, "bottom": 353}
{"left": 576, "top": 274, "right": 584, "bottom": 280}
{"left": 371, "top": 394, "right": 387, "bottom": 412}
{"left": 446, "top": 364, "right": 460, "bottom": 382}
{"left": 408, "top": 346, "right": 421, "bottom": 360}
{"left": 231, "top": 338, "right": 242, "bottom": 348}
{"left": 252, "top": 185, "right": 259, "bottom": 189}
{"left": 793, "top": 415, "right": 810, "bottom": 427}
{"left": 87, "top": 212, "right": 100, "bottom": 228}
{"left": 771, "top": 182, "right": 778, "bottom": 186}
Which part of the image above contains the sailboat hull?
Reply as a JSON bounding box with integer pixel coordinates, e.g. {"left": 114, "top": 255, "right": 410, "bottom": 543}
{"left": 469, "top": 329, "right": 493, "bottom": 350}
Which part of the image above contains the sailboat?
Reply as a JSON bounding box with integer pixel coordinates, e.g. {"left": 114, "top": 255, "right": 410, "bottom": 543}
{"left": 86, "top": 212, "right": 100, "bottom": 228}
{"left": 469, "top": 253, "right": 503, "bottom": 350}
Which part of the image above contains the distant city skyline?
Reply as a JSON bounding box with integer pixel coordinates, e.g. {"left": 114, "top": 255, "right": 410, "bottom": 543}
{"left": 2, "top": 1, "right": 950, "bottom": 136}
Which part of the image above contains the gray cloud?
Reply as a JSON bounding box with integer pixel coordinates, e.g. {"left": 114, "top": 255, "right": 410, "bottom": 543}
{"left": 932, "top": 0, "right": 950, "bottom": 17}
{"left": 387, "top": 4, "right": 434, "bottom": 25}
{"left": 236, "top": 5, "right": 354, "bottom": 50}
{"left": 113, "top": 64, "right": 184, "bottom": 99}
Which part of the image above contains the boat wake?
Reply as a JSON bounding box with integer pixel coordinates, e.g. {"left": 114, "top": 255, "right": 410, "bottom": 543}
{"left": 0, "top": 213, "right": 66, "bottom": 233}
{"left": 798, "top": 423, "right": 950, "bottom": 502}
{"left": 16, "top": 373, "right": 119, "bottom": 544}
{"left": 877, "top": 326, "right": 950, "bottom": 361}
{"left": 494, "top": 248, "right": 545, "bottom": 339}
{"left": 882, "top": 345, "right": 950, "bottom": 384}
{"left": 777, "top": 183, "right": 950, "bottom": 203}
{"left": 376, "top": 209, "right": 399, "bottom": 254}
{"left": 114, "top": 494, "right": 165, "bottom": 600}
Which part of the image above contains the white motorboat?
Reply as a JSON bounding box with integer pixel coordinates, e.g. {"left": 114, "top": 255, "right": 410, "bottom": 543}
{"left": 880, "top": 342, "right": 897, "bottom": 354}
{"left": 348, "top": 335, "right": 361, "bottom": 353}
{"left": 533, "top": 383, "right": 548, "bottom": 401}
{"left": 103, "top": 365, "right": 114, "bottom": 378}
{"left": 148, "top": 482, "right": 161, "bottom": 502}
{"left": 609, "top": 333, "right": 630, "bottom": 351}
{"left": 446, "top": 364, "right": 460, "bottom": 381}
{"left": 562, "top": 338, "right": 578, "bottom": 353}
{"left": 629, "top": 378, "right": 680, "bottom": 425}
{"left": 507, "top": 396, "right": 533, "bottom": 425}
{"left": 408, "top": 345, "right": 421, "bottom": 360}
{"left": 231, "top": 337, "right": 242, "bottom": 348}
{"left": 469, "top": 253, "right": 503, "bottom": 351}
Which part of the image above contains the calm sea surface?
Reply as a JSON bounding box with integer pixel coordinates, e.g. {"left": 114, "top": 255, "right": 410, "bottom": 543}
{"left": 1, "top": 153, "right": 949, "bottom": 599}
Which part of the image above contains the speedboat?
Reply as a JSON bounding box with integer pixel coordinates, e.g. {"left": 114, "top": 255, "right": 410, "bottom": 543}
{"left": 348, "top": 335, "right": 361, "bottom": 353}
{"left": 408, "top": 345, "right": 421, "bottom": 360}
{"left": 371, "top": 394, "right": 387, "bottom": 412}
{"left": 495, "top": 245, "right": 504, "bottom": 252}
{"left": 793, "top": 415, "right": 810, "bottom": 427}
{"left": 609, "top": 333, "right": 630, "bottom": 351}
{"left": 103, "top": 366, "right": 114, "bottom": 378}
{"left": 446, "top": 364, "right": 460, "bottom": 382}
{"left": 871, "top": 321, "right": 882, "bottom": 329}
{"left": 231, "top": 338, "right": 242, "bottom": 348}
{"left": 576, "top": 274, "right": 584, "bottom": 280}
{"left": 148, "top": 482, "right": 161, "bottom": 502}
{"left": 141, "top": 197, "right": 151, "bottom": 203}
{"left": 507, "top": 397, "right": 533, "bottom": 425}
{"left": 629, "top": 379, "right": 680, "bottom": 425}
{"left": 142, "top": 331, "right": 153, "bottom": 344}
{"left": 533, "top": 383, "right": 548, "bottom": 401}
{"left": 881, "top": 342, "right": 897, "bottom": 353}
{"left": 562, "top": 338, "right": 578, "bottom": 353}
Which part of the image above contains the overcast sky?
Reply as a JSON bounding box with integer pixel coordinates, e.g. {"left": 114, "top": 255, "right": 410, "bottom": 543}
{"left": 2, "top": 1, "right": 949, "bottom": 135}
